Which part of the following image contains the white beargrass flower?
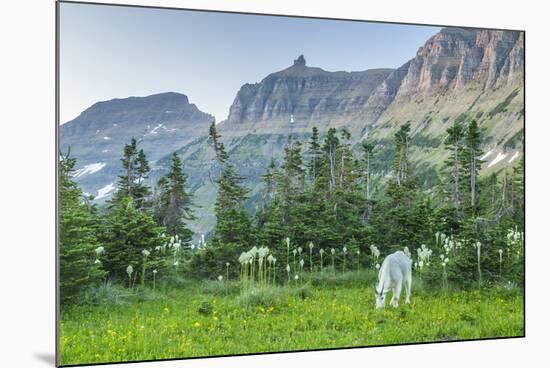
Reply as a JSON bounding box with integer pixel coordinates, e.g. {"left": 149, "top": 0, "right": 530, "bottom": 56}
{"left": 286, "top": 264, "right": 290, "bottom": 273}
{"left": 126, "top": 265, "right": 133, "bottom": 277}
{"left": 417, "top": 244, "right": 433, "bottom": 267}
{"left": 142, "top": 249, "right": 150, "bottom": 257}
{"left": 357, "top": 250, "right": 360, "bottom": 255}
{"left": 299, "top": 259, "right": 304, "bottom": 267}
{"left": 293, "top": 249, "right": 297, "bottom": 256}
{"left": 369, "top": 244, "right": 380, "bottom": 259}
{"left": 375, "top": 263, "right": 380, "bottom": 270}
{"left": 294, "top": 274, "right": 299, "bottom": 280}
{"left": 343, "top": 246, "right": 347, "bottom": 254}
{"left": 320, "top": 248, "right": 324, "bottom": 255}
{"left": 94, "top": 259, "right": 101, "bottom": 264}
{"left": 403, "top": 246, "right": 411, "bottom": 258}
{"left": 286, "top": 237, "right": 290, "bottom": 248}
{"left": 298, "top": 247, "right": 302, "bottom": 255}
{"left": 308, "top": 242, "right": 314, "bottom": 250}
{"left": 153, "top": 269, "right": 158, "bottom": 274}
{"left": 331, "top": 248, "right": 335, "bottom": 255}
{"left": 173, "top": 261, "right": 179, "bottom": 267}
{"left": 218, "top": 275, "right": 223, "bottom": 281}
{"left": 95, "top": 246, "right": 105, "bottom": 256}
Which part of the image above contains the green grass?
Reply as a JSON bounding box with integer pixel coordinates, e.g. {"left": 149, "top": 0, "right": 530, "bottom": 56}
{"left": 59, "top": 281, "right": 524, "bottom": 366}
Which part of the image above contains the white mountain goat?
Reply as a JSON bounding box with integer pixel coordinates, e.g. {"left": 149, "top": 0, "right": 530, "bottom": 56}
{"left": 375, "top": 251, "right": 412, "bottom": 309}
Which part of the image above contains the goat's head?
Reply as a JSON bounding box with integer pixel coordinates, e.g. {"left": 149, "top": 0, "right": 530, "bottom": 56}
{"left": 374, "top": 285, "right": 386, "bottom": 309}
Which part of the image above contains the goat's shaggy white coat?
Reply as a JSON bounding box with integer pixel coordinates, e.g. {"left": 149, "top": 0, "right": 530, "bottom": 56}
{"left": 375, "top": 251, "right": 412, "bottom": 309}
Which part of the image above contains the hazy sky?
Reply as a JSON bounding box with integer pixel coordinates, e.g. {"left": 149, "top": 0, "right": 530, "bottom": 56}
{"left": 59, "top": 3, "right": 440, "bottom": 123}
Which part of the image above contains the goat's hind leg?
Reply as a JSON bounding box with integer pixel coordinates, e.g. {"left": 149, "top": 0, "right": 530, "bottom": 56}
{"left": 404, "top": 274, "right": 411, "bottom": 304}
{"left": 391, "top": 281, "right": 402, "bottom": 308}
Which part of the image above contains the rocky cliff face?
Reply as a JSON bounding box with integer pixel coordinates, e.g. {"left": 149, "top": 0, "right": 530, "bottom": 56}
{"left": 368, "top": 28, "right": 524, "bottom": 171}
{"left": 391, "top": 28, "right": 523, "bottom": 98}
{"left": 60, "top": 92, "right": 213, "bottom": 199}
{"left": 223, "top": 55, "right": 393, "bottom": 136}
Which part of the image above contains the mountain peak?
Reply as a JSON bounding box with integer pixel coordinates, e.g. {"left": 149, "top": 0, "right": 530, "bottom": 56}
{"left": 293, "top": 55, "right": 306, "bottom": 67}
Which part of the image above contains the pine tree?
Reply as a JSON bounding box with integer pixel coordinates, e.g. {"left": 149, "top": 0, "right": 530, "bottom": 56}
{"left": 392, "top": 123, "right": 412, "bottom": 186}
{"left": 111, "top": 138, "right": 152, "bottom": 210}
{"left": 208, "top": 121, "right": 229, "bottom": 164}
{"left": 278, "top": 136, "right": 305, "bottom": 226}
{"left": 460, "top": 120, "right": 484, "bottom": 215}
{"left": 306, "top": 127, "right": 322, "bottom": 182}
{"left": 134, "top": 149, "right": 152, "bottom": 209}
{"left": 361, "top": 140, "right": 375, "bottom": 202}
{"left": 443, "top": 122, "right": 465, "bottom": 213}
{"left": 101, "top": 196, "right": 166, "bottom": 282}
{"left": 256, "top": 158, "right": 277, "bottom": 229}
{"left": 59, "top": 150, "right": 105, "bottom": 304}
{"left": 322, "top": 128, "right": 340, "bottom": 192}
{"left": 155, "top": 153, "right": 194, "bottom": 244}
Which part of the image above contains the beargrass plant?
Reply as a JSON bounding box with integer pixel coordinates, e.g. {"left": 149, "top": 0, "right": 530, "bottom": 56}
{"left": 286, "top": 264, "right": 290, "bottom": 283}
{"left": 498, "top": 249, "right": 503, "bottom": 276}
{"left": 440, "top": 254, "right": 449, "bottom": 291}
{"left": 319, "top": 248, "right": 325, "bottom": 273}
{"left": 308, "top": 242, "right": 314, "bottom": 271}
{"left": 370, "top": 244, "right": 380, "bottom": 267}
{"left": 126, "top": 265, "right": 134, "bottom": 288}
{"left": 342, "top": 246, "right": 348, "bottom": 274}
{"left": 475, "top": 241, "right": 482, "bottom": 288}
{"left": 331, "top": 248, "right": 336, "bottom": 274}
{"left": 141, "top": 249, "right": 150, "bottom": 288}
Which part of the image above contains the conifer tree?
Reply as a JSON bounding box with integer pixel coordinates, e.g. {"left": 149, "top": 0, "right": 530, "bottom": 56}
{"left": 361, "top": 140, "right": 375, "bottom": 202}
{"left": 101, "top": 196, "right": 165, "bottom": 281}
{"left": 59, "top": 151, "right": 105, "bottom": 304}
{"left": 322, "top": 128, "right": 340, "bottom": 192}
{"left": 443, "top": 122, "right": 465, "bottom": 213}
{"left": 208, "top": 121, "right": 229, "bottom": 164}
{"left": 392, "top": 123, "right": 412, "bottom": 186}
{"left": 155, "top": 153, "right": 194, "bottom": 244}
{"left": 306, "top": 127, "right": 322, "bottom": 182}
{"left": 460, "top": 120, "right": 484, "bottom": 215}
{"left": 111, "top": 138, "right": 152, "bottom": 210}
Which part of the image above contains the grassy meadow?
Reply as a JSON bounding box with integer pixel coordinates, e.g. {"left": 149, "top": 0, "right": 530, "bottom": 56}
{"left": 59, "top": 271, "right": 524, "bottom": 366}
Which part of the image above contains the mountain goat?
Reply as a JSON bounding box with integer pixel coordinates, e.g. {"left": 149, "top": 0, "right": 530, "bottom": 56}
{"left": 375, "top": 251, "right": 412, "bottom": 309}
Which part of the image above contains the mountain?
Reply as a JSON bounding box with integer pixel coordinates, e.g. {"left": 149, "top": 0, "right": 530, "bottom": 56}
{"left": 223, "top": 55, "right": 393, "bottom": 137}
{"left": 60, "top": 92, "right": 214, "bottom": 199}
{"left": 220, "top": 27, "right": 524, "bottom": 170}
{"left": 362, "top": 28, "right": 524, "bottom": 170}
{"left": 60, "top": 27, "right": 524, "bottom": 237}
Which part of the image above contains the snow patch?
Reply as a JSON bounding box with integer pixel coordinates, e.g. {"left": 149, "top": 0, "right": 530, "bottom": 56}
{"left": 96, "top": 183, "right": 116, "bottom": 200}
{"left": 73, "top": 162, "right": 106, "bottom": 178}
{"left": 149, "top": 123, "right": 164, "bottom": 135}
{"left": 480, "top": 150, "right": 493, "bottom": 160}
{"left": 488, "top": 152, "right": 507, "bottom": 168}
{"left": 103, "top": 136, "right": 111, "bottom": 140}
{"left": 101, "top": 149, "right": 110, "bottom": 153}
{"left": 508, "top": 151, "right": 519, "bottom": 163}
{"left": 113, "top": 123, "right": 118, "bottom": 127}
